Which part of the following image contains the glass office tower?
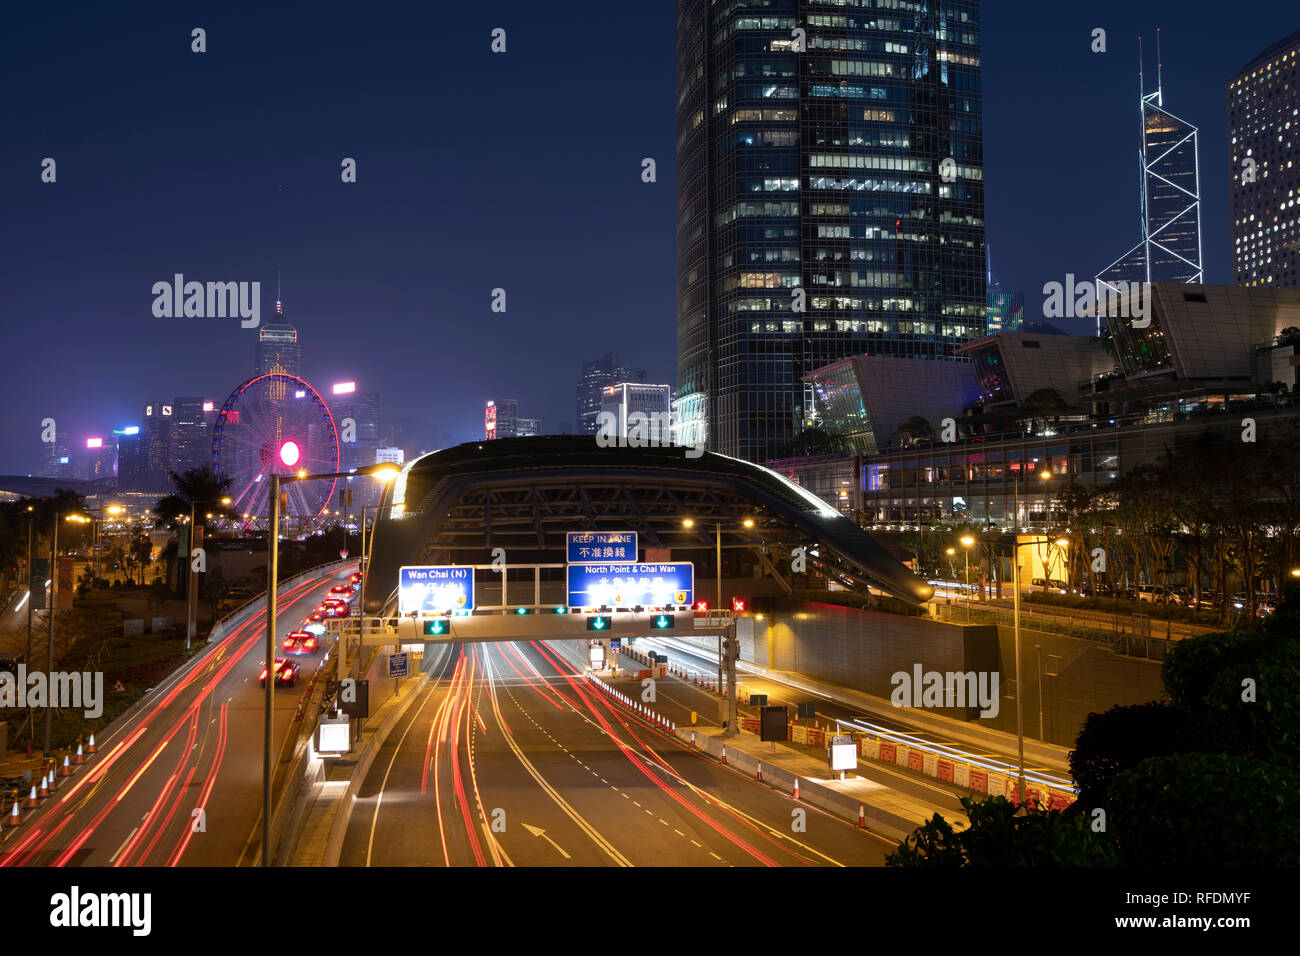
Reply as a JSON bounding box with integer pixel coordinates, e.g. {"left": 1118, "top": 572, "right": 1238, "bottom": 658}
{"left": 676, "top": 0, "right": 985, "bottom": 463}
{"left": 1228, "top": 29, "right": 1300, "bottom": 289}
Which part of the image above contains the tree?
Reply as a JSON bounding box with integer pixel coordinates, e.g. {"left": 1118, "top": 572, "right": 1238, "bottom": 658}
{"left": 127, "top": 532, "right": 153, "bottom": 585}
{"left": 154, "top": 466, "right": 234, "bottom": 529}
{"left": 896, "top": 416, "right": 934, "bottom": 446}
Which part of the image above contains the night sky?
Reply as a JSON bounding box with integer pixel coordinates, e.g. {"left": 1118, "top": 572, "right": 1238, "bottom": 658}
{"left": 2, "top": 1, "right": 1295, "bottom": 474}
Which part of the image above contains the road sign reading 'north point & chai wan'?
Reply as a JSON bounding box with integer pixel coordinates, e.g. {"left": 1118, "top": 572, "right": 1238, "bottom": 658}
{"left": 566, "top": 563, "right": 693, "bottom": 609}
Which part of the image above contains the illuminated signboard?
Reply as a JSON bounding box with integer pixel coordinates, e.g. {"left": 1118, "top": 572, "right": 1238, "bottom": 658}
{"left": 485, "top": 403, "right": 497, "bottom": 439}
{"left": 566, "top": 531, "right": 637, "bottom": 564}
{"left": 399, "top": 566, "right": 474, "bottom": 615}
{"left": 332, "top": 381, "right": 357, "bottom": 395}
{"left": 86, "top": 437, "right": 103, "bottom": 449}
{"left": 566, "top": 563, "right": 693, "bottom": 609}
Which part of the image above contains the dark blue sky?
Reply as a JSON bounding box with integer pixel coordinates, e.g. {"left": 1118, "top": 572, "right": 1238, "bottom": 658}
{"left": 1, "top": 1, "right": 1295, "bottom": 473}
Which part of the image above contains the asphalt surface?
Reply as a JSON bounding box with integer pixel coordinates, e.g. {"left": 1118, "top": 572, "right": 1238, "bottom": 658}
{"left": 341, "top": 639, "right": 892, "bottom": 866}
{"left": 0, "top": 565, "right": 355, "bottom": 867}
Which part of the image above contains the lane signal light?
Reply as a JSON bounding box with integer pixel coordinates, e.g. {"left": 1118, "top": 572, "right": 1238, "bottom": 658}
{"left": 651, "top": 614, "right": 674, "bottom": 629}
{"left": 731, "top": 597, "right": 747, "bottom": 613}
{"left": 587, "top": 615, "right": 611, "bottom": 631}
{"left": 423, "top": 619, "right": 450, "bottom": 636}
{"left": 695, "top": 600, "right": 709, "bottom": 612}
{"left": 553, "top": 606, "right": 568, "bottom": 614}
{"left": 515, "top": 606, "right": 531, "bottom": 615}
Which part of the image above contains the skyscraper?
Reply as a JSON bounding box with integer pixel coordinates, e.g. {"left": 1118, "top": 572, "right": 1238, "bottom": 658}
{"left": 1096, "top": 32, "right": 1203, "bottom": 322}
{"left": 173, "top": 396, "right": 212, "bottom": 472}
{"left": 676, "top": 1, "right": 986, "bottom": 462}
{"left": 576, "top": 353, "right": 646, "bottom": 434}
{"left": 254, "top": 296, "right": 300, "bottom": 399}
{"left": 1229, "top": 29, "right": 1300, "bottom": 289}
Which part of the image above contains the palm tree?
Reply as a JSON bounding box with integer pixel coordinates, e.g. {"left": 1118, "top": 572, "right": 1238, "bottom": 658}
{"left": 154, "top": 466, "right": 234, "bottom": 529}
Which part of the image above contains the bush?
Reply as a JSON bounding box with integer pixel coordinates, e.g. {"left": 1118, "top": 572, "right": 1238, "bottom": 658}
{"left": 887, "top": 796, "right": 1118, "bottom": 867}
{"left": 1069, "top": 702, "right": 1204, "bottom": 808}
{"left": 1108, "top": 753, "right": 1300, "bottom": 866}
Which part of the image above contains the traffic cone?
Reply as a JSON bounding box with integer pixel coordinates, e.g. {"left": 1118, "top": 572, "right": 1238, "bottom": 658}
{"left": 58, "top": 754, "right": 71, "bottom": 778}
{"left": 691, "top": 731, "right": 696, "bottom": 748}
{"left": 858, "top": 804, "right": 866, "bottom": 828}
{"left": 721, "top": 746, "right": 727, "bottom": 765}
{"left": 38, "top": 774, "right": 48, "bottom": 799}
{"left": 73, "top": 743, "right": 85, "bottom": 765}
{"left": 6, "top": 801, "right": 20, "bottom": 827}
{"left": 24, "top": 786, "right": 39, "bottom": 809}
{"left": 47, "top": 766, "right": 59, "bottom": 791}
{"left": 86, "top": 734, "right": 97, "bottom": 754}
{"left": 756, "top": 762, "right": 763, "bottom": 782}
{"left": 793, "top": 777, "right": 800, "bottom": 799}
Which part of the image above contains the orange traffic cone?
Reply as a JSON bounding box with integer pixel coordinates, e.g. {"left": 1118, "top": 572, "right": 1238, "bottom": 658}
{"left": 793, "top": 777, "right": 800, "bottom": 799}
{"left": 6, "top": 801, "right": 20, "bottom": 827}
{"left": 721, "top": 746, "right": 727, "bottom": 765}
{"left": 858, "top": 804, "right": 866, "bottom": 828}
{"left": 73, "top": 743, "right": 85, "bottom": 765}
{"left": 756, "top": 762, "right": 763, "bottom": 782}
{"left": 691, "top": 731, "right": 696, "bottom": 748}
{"left": 86, "top": 734, "right": 97, "bottom": 754}
{"left": 58, "top": 754, "right": 72, "bottom": 778}
{"left": 37, "top": 774, "right": 48, "bottom": 799}
{"left": 24, "top": 786, "right": 39, "bottom": 809}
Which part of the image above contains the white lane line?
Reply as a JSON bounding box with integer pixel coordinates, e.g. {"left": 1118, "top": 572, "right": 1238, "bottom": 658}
{"left": 109, "top": 828, "right": 139, "bottom": 864}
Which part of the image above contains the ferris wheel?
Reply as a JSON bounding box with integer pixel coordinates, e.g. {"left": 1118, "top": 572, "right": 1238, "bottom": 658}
{"left": 211, "top": 372, "right": 341, "bottom": 528}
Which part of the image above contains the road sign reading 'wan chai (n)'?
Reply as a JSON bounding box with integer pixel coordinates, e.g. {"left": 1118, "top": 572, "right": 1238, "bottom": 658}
{"left": 566, "top": 563, "right": 693, "bottom": 609}
{"left": 567, "top": 531, "right": 637, "bottom": 564}
{"left": 399, "top": 566, "right": 474, "bottom": 616}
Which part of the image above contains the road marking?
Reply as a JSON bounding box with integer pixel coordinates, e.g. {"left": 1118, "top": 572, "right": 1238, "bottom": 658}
{"left": 108, "top": 828, "right": 139, "bottom": 864}
{"left": 521, "top": 823, "right": 571, "bottom": 860}
{"left": 709, "top": 851, "right": 722, "bottom": 860}
{"left": 674, "top": 829, "right": 685, "bottom": 837}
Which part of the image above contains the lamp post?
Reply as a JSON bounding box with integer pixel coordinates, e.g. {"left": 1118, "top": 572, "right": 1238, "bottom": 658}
{"left": 185, "top": 496, "right": 231, "bottom": 652}
{"left": 44, "top": 509, "right": 62, "bottom": 757}
{"left": 1011, "top": 464, "right": 1053, "bottom": 807}
{"left": 260, "top": 456, "right": 396, "bottom": 866}
{"left": 682, "top": 516, "right": 754, "bottom": 705}
{"left": 24, "top": 506, "right": 33, "bottom": 667}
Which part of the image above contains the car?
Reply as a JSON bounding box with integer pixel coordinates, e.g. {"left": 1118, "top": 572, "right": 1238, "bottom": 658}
{"left": 318, "top": 601, "right": 348, "bottom": 617}
{"left": 300, "top": 618, "right": 327, "bottom": 636}
{"left": 281, "top": 630, "right": 319, "bottom": 654}
{"left": 259, "top": 658, "right": 298, "bottom": 687}
{"left": 1030, "top": 578, "right": 1068, "bottom": 593}
{"left": 329, "top": 584, "right": 355, "bottom": 598}
{"left": 349, "top": 572, "right": 362, "bottom": 585}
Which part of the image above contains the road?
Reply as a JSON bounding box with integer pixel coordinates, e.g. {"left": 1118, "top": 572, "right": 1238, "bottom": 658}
{"left": 636, "top": 635, "right": 1074, "bottom": 799}
{"left": 342, "top": 639, "right": 891, "bottom": 866}
{"left": 0, "top": 564, "right": 354, "bottom": 867}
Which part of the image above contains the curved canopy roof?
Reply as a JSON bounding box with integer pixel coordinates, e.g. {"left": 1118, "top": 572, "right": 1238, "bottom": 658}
{"left": 364, "top": 437, "right": 933, "bottom": 612}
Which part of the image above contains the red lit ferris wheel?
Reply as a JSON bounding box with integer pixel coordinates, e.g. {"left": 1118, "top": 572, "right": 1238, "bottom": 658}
{"left": 211, "top": 373, "right": 341, "bottom": 528}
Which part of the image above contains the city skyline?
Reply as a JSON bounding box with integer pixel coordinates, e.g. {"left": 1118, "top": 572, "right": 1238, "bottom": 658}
{"left": 2, "top": 2, "right": 1297, "bottom": 474}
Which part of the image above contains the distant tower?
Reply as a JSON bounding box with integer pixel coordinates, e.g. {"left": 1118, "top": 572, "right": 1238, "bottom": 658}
{"left": 255, "top": 285, "right": 300, "bottom": 400}
{"left": 1096, "top": 30, "right": 1203, "bottom": 331}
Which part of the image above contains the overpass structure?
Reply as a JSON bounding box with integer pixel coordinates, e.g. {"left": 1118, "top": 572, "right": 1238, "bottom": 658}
{"left": 361, "top": 436, "right": 933, "bottom": 620}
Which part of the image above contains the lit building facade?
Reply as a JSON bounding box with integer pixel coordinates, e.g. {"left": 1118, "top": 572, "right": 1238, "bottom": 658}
{"left": 577, "top": 354, "right": 646, "bottom": 434}
{"left": 1228, "top": 29, "right": 1300, "bottom": 289}
{"left": 254, "top": 298, "right": 300, "bottom": 400}
{"left": 676, "top": 0, "right": 986, "bottom": 463}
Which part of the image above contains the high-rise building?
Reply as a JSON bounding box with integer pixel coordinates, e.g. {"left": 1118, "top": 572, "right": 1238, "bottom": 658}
{"left": 676, "top": 1, "right": 986, "bottom": 462}
{"left": 137, "top": 401, "right": 176, "bottom": 493}
{"left": 254, "top": 297, "right": 300, "bottom": 399}
{"left": 1229, "top": 29, "right": 1300, "bottom": 289}
{"left": 484, "top": 399, "right": 539, "bottom": 439}
{"left": 333, "top": 387, "right": 381, "bottom": 473}
{"left": 39, "top": 430, "right": 70, "bottom": 479}
{"left": 599, "top": 383, "right": 673, "bottom": 443}
{"left": 1096, "top": 33, "right": 1203, "bottom": 325}
{"left": 173, "top": 396, "right": 212, "bottom": 472}
{"left": 576, "top": 353, "right": 646, "bottom": 434}
{"left": 985, "top": 249, "right": 1023, "bottom": 333}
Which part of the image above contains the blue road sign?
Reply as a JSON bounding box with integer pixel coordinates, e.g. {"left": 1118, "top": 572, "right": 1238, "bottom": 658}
{"left": 398, "top": 566, "right": 474, "bottom": 615}
{"left": 566, "top": 563, "right": 694, "bottom": 609}
{"left": 567, "top": 531, "right": 637, "bottom": 564}
{"left": 388, "top": 653, "right": 408, "bottom": 678}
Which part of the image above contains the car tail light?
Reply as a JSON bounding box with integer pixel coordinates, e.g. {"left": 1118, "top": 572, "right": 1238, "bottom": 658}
{"left": 259, "top": 670, "right": 268, "bottom": 679}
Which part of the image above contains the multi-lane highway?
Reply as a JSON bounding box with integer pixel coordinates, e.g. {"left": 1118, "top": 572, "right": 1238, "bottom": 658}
{"left": 0, "top": 564, "right": 354, "bottom": 867}
{"left": 342, "top": 639, "right": 891, "bottom": 866}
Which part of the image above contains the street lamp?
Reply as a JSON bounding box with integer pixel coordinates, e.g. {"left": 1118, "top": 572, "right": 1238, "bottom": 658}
{"left": 260, "top": 458, "right": 396, "bottom": 866}
{"left": 184, "top": 496, "right": 232, "bottom": 652}
{"left": 1010, "top": 465, "right": 1053, "bottom": 808}
{"left": 682, "top": 515, "right": 755, "bottom": 703}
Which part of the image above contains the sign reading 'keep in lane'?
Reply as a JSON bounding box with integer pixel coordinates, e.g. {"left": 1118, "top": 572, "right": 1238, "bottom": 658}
{"left": 566, "top": 531, "right": 638, "bottom": 564}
